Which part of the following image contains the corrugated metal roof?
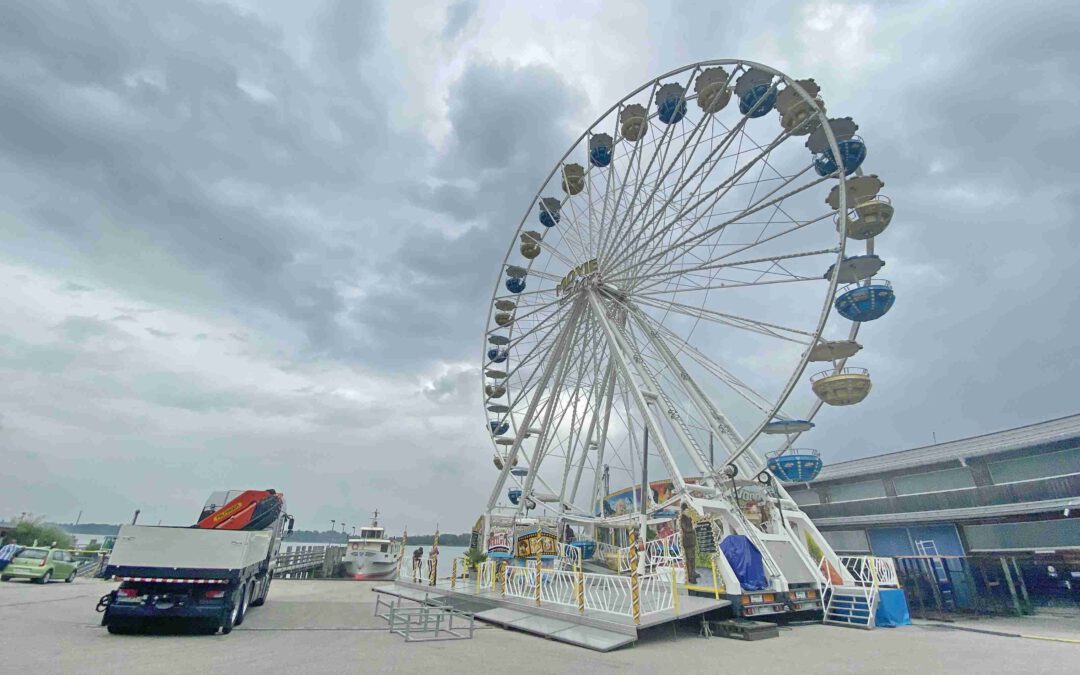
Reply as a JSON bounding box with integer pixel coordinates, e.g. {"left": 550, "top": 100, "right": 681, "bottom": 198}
{"left": 806, "top": 413, "right": 1080, "bottom": 484}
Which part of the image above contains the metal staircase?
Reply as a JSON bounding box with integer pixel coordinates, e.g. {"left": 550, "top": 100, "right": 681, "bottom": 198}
{"left": 823, "top": 585, "right": 876, "bottom": 628}
{"left": 821, "top": 556, "right": 900, "bottom": 629}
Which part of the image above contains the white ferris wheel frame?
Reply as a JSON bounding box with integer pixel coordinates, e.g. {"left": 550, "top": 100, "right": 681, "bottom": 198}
{"left": 481, "top": 59, "right": 867, "bottom": 525}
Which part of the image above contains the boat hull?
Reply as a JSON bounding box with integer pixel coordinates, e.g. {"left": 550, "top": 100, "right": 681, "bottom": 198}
{"left": 343, "top": 553, "right": 399, "bottom": 581}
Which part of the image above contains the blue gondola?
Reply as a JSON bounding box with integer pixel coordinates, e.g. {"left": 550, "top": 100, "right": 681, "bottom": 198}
{"left": 539, "top": 198, "right": 561, "bottom": 228}
{"left": 814, "top": 136, "right": 867, "bottom": 176}
{"left": 487, "top": 348, "right": 508, "bottom": 364}
{"left": 506, "top": 276, "right": 526, "bottom": 293}
{"left": 507, "top": 488, "right": 522, "bottom": 505}
{"left": 589, "top": 134, "right": 613, "bottom": 168}
{"left": 739, "top": 83, "right": 777, "bottom": 117}
{"left": 656, "top": 84, "right": 687, "bottom": 124}
{"left": 489, "top": 420, "right": 509, "bottom": 435}
{"left": 835, "top": 279, "right": 895, "bottom": 322}
{"left": 767, "top": 449, "right": 823, "bottom": 483}
{"left": 510, "top": 467, "right": 528, "bottom": 477}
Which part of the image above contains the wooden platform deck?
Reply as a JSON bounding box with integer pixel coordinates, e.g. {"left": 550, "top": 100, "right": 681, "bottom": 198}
{"left": 375, "top": 577, "right": 731, "bottom": 652}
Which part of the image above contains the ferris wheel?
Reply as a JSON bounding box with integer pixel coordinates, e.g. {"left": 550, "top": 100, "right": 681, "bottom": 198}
{"left": 482, "top": 60, "right": 896, "bottom": 521}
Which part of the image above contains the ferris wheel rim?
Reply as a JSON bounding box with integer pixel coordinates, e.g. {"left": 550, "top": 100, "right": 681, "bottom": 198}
{"left": 481, "top": 59, "right": 861, "bottom": 513}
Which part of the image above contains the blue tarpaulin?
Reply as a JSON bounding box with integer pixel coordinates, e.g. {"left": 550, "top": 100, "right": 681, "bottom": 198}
{"left": 875, "top": 588, "right": 912, "bottom": 627}
{"left": 719, "top": 535, "right": 768, "bottom": 591}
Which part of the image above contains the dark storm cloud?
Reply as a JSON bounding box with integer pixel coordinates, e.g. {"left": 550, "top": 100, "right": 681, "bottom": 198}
{"left": 346, "top": 59, "right": 583, "bottom": 366}
{"left": 0, "top": 0, "right": 415, "bottom": 362}
{"left": 442, "top": 1, "right": 477, "bottom": 42}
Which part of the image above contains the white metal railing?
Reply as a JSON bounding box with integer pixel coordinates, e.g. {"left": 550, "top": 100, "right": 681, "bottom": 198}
{"left": 871, "top": 557, "right": 899, "bottom": 587}
{"left": 644, "top": 533, "right": 682, "bottom": 569}
{"left": 595, "top": 541, "right": 632, "bottom": 573}
{"left": 503, "top": 564, "right": 673, "bottom": 618}
{"left": 558, "top": 541, "right": 582, "bottom": 569}
{"left": 477, "top": 559, "right": 497, "bottom": 589}
{"left": 838, "top": 555, "right": 898, "bottom": 589}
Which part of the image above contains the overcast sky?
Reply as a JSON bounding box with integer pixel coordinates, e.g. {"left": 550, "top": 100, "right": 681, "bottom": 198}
{"left": 1, "top": 1, "right": 1078, "bottom": 533}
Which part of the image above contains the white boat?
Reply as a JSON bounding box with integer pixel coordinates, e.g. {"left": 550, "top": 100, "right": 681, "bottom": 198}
{"left": 343, "top": 511, "right": 400, "bottom": 581}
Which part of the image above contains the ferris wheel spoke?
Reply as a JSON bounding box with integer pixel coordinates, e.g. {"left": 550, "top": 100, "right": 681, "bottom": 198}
{"left": 625, "top": 210, "right": 835, "bottom": 294}
{"left": 631, "top": 295, "right": 815, "bottom": 343}
{"left": 605, "top": 123, "right": 798, "bottom": 280}
{"left": 632, "top": 309, "right": 777, "bottom": 415}
{"left": 615, "top": 170, "right": 831, "bottom": 287}
{"left": 602, "top": 115, "right": 752, "bottom": 271}
{"left": 634, "top": 274, "right": 822, "bottom": 298}
{"left": 596, "top": 88, "right": 660, "bottom": 264}
{"left": 607, "top": 116, "right": 768, "bottom": 274}
{"left": 608, "top": 246, "right": 838, "bottom": 291}
{"left": 513, "top": 302, "right": 593, "bottom": 516}
{"left": 601, "top": 71, "right": 777, "bottom": 272}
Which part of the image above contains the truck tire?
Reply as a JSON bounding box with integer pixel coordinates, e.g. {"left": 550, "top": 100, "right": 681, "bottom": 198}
{"left": 220, "top": 586, "right": 243, "bottom": 635}
{"left": 220, "top": 603, "right": 237, "bottom": 635}
{"left": 250, "top": 575, "right": 270, "bottom": 607}
{"left": 235, "top": 583, "right": 250, "bottom": 626}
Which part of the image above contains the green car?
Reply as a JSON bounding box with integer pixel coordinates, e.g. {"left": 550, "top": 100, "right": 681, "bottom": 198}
{"left": 1, "top": 547, "right": 79, "bottom": 584}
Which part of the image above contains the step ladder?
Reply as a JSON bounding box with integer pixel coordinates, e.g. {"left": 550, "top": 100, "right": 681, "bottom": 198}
{"left": 823, "top": 585, "right": 876, "bottom": 629}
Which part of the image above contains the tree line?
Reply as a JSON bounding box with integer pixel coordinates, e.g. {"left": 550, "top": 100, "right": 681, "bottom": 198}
{"left": 57, "top": 523, "right": 470, "bottom": 546}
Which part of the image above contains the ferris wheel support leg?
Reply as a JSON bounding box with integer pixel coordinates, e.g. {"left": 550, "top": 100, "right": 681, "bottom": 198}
{"left": 557, "top": 336, "right": 606, "bottom": 511}
{"left": 484, "top": 300, "right": 586, "bottom": 513}
{"left": 586, "top": 359, "right": 619, "bottom": 515}
{"left": 569, "top": 359, "right": 616, "bottom": 507}
{"left": 624, "top": 303, "right": 761, "bottom": 479}
{"left": 587, "top": 292, "right": 700, "bottom": 495}
{"left": 512, "top": 301, "right": 590, "bottom": 519}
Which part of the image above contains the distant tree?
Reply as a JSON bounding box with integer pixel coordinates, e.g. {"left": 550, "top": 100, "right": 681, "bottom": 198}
{"left": 10, "top": 515, "right": 74, "bottom": 549}
{"left": 85, "top": 539, "right": 101, "bottom": 552}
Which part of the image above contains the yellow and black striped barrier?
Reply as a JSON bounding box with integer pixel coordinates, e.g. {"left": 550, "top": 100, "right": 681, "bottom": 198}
{"left": 576, "top": 561, "right": 585, "bottom": 615}
{"left": 629, "top": 541, "right": 641, "bottom": 625}
{"left": 534, "top": 548, "right": 542, "bottom": 608}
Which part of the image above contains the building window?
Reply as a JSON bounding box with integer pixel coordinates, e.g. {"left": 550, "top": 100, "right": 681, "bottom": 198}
{"left": 828, "top": 480, "right": 887, "bottom": 502}
{"left": 892, "top": 467, "right": 975, "bottom": 495}
{"left": 790, "top": 490, "right": 820, "bottom": 506}
{"left": 822, "top": 529, "right": 870, "bottom": 553}
{"left": 987, "top": 446, "right": 1080, "bottom": 484}
{"left": 963, "top": 520, "right": 1080, "bottom": 552}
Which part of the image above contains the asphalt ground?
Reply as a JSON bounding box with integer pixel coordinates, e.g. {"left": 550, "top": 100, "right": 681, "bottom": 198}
{"left": 1, "top": 577, "right": 1077, "bottom": 674}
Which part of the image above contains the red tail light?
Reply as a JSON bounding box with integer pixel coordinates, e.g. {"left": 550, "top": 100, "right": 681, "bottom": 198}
{"left": 203, "top": 589, "right": 226, "bottom": 599}
{"left": 39, "top": 559, "right": 47, "bottom": 567}
{"left": 118, "top": 588, "right": 139, "bottom": 598}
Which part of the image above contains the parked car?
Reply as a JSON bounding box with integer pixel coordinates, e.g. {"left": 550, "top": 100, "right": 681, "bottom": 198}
{"left": 0, "top": 547, "right": 78, "bottom": 584}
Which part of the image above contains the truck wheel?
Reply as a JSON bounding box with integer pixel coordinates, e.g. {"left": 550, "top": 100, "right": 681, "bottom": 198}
{"left": 235, "top": 583, "right": 250, "bottom": 626}
{"left": 250, "top": 576, "right": 270, "bottom": 607}
{"left": 38, "top": 570, "right": 52, "bottom": 584}
{"left": 220, "top": 603, "right": 237, "bottom": 635}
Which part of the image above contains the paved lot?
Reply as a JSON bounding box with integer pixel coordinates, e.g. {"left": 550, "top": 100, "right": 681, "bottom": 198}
{"left": 2, "top": 578, "right": 1077, "bottom": 674}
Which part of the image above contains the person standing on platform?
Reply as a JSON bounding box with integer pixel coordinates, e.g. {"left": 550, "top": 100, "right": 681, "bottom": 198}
{"left": 679, "top": 502, "right": 699, "bottom": 585}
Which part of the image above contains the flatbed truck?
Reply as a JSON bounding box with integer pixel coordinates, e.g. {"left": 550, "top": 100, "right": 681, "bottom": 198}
{"left": 99, "top": 489, "right": 293, "bottom": 635}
